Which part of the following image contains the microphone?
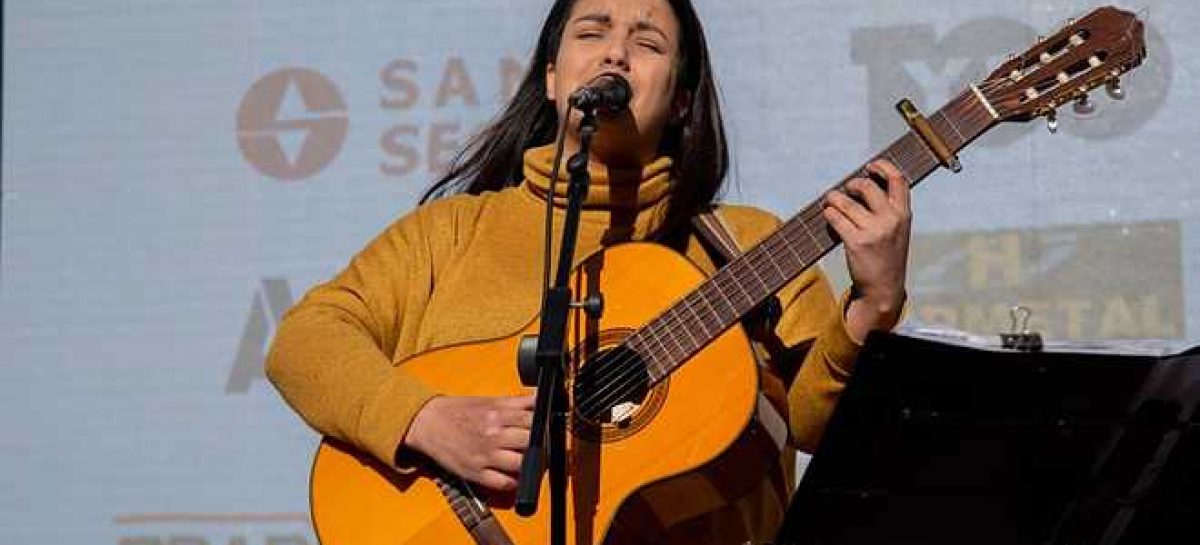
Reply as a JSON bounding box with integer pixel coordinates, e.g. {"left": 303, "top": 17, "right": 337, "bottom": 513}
{"left": 568, "top": 74, "right": 632, "bottom": 113}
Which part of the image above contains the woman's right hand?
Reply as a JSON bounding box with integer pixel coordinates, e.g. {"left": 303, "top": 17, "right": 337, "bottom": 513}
{"left": 402, "top": 395, "right": 535, "bottom": 491}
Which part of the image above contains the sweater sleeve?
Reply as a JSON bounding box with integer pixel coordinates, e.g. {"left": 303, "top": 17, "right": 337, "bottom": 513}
{"left": 265, "top": 203, "right": 455, "bottom": 470}
{"left": 772, "top": 270, "right": 861, "bottom": 453}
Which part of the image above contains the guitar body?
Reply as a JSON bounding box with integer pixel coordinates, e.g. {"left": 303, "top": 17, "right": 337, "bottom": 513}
{"left": 310, "top": 242, "right": 761, "bottom": 545}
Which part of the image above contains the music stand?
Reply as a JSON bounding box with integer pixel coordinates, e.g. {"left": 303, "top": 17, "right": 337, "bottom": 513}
{"left": 775, "top": 331, "right": 1200, "bottom": 545}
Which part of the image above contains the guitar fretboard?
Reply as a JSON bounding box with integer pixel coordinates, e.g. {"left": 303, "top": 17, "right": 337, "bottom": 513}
{"left": 623, "top": 88, "right": 998, "bottom": 384}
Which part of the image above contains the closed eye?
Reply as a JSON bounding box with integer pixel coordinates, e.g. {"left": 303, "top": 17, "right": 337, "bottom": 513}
{"left": 637, "top": 40, "right": 665, "bottom": 53}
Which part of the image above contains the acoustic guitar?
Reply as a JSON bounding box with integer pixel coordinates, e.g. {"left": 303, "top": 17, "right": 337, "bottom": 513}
{"left": 307, "top": 7, "right": 1146, "bottom": 544}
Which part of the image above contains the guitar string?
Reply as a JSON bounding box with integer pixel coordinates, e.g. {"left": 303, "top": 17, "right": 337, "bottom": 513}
{"left": 574, "top": 92, "right": 996, "bottom": 408}
{"left": 575, "top": 90, "right": 1004, "bottom": 415}
{"left": 580, "top": 107, "right": 1004, "bottom": 415}
{"left": 578, "top": 105, "right": 1003, "bottom": 416}
{"left": 573, "top": 124, "right": 967, "bottom": 415}
{"left": 575, "top": 101, "right": 999, "bottom": 415}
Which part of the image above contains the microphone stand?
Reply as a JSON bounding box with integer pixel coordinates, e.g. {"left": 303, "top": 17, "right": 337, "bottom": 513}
{"left": 515, "top": 105, "right": 599, "bottom": 545}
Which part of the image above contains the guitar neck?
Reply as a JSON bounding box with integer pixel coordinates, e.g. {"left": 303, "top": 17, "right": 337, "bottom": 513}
{"left": 631, "top": 87, "right": 998, "bottom": 381}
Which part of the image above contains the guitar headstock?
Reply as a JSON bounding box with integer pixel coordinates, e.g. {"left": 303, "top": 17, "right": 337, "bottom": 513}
{"left": 979, "top": 6, "right": 1146, "bottom": 129}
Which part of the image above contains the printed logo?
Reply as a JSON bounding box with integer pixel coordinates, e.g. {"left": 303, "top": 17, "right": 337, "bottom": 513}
{"left": 908, "top": 221, "right": 1183, "bottom": 339}
{"left": 227, "top": 278, "right": 294, "bottom": 394}
{"left": 237, "top": 68, "right": 349, "bottom": 180}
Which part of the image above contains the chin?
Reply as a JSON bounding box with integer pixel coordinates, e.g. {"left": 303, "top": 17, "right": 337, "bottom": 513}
{"left": 590, "top": 140, "right": 652, "bottom": 168}
{"left": 590, "top": 122, "right": 655, "bottom": 166}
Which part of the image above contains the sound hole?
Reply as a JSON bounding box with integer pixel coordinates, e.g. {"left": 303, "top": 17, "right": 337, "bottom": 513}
{"left": 574, "top": 345, "right": 651, "bottom": 427}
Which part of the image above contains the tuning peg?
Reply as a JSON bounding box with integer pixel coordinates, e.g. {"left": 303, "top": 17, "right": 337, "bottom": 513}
{"left": 1046, "top": 110, "right": 1059, "bottom": 134}
{"left": 1072, "top": 95, "right": 1095, "bottom": 116}
{"left": 1106, "top": 79, "right": 1125, "bottom": 100}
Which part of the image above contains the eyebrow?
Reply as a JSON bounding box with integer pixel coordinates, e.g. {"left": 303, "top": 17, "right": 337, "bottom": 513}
{"left": 570, "top": 12, "right": 670, "bottom": 41}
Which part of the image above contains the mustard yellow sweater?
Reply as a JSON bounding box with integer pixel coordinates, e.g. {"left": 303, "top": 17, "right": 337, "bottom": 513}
{"left": 265, "top": 144, "right": 863, "bottom": 543}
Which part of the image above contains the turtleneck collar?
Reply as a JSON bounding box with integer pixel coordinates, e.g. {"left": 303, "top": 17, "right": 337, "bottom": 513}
{"left": 521, "top": 143, "right": 674, "bottom": 210}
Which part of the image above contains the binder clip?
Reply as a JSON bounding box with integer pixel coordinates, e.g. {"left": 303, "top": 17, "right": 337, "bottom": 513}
{"left": 1000, "top": 306, "right": 1043, "bottom": 352}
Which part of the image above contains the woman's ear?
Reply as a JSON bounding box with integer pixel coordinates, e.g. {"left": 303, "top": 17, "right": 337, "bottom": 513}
{"left": 545, "top": 62, "right": 557, "bottom": 102}
{"left": 671, "top": 91, "right": 691, "bottom": 123}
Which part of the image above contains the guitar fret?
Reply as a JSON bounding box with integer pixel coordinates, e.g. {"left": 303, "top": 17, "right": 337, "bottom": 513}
{"left": 683, "top": 293, "right": 714, "bottom": 339}
{"left": 719, "top": 268, "right": 755, "bottom": 311}
{"left": 771, "top": 232, "right": 804, "bottom": 273}
{"left": 649, "top": 324, "right": 673, "bottom": 364}
{"left": 676, "top": 306, "right": 702, "bottom": 354}
{"left": 809, "top": 217, "right": 835, "bottom": 251}
{"left": 761, "top": 241, "right": 789, "bottom": 286}
{"left": 763, "top": 242, "right": 790, "bottom": 287}
{"left": 661, "top": 311, "right": 689, "bottom": 359}
{"left": 882, "top": 147, "right": 911, "bottom": 183}
{"left": 637, "top": 329, "right": 667, "bottom": 370}
{"left": 796, "top": 220, "right": 825, "bottom": 259}
{"left": 695, "top": 288, "right": 721, "bottom": 325}
{"left": 895, "top": 134, "right": 935, "bottom": 175}
{"left": 743, "top": 261, "right": 770, "bottom": 299}
{"left": 934, "top": 110, "right": 966, "bottom": 149}
{"left": 703, "top": 283, "right": 737, "bottom": 323}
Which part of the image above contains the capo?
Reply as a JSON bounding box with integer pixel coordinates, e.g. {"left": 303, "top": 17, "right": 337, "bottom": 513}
{"left": 896, "top": 98, "right": 962, "bottom": 173}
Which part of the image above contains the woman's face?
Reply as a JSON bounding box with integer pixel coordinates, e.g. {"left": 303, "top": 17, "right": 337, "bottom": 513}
{"left": 545, "top": 0, "right": 684, "bottom": 166}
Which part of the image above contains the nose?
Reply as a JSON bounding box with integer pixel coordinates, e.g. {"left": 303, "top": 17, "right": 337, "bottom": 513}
{"left": 601, "top": 36, "right": 630, "bottom": 71}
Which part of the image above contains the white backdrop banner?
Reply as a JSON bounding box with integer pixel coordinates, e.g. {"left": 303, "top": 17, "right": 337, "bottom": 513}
{"left": 2, "top": 0, "right": 1196, "bottom": 543}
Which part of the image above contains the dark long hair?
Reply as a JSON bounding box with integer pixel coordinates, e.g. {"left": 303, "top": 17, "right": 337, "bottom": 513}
{"left": 420, "top": 0, "right": 728, "bottom": 244}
